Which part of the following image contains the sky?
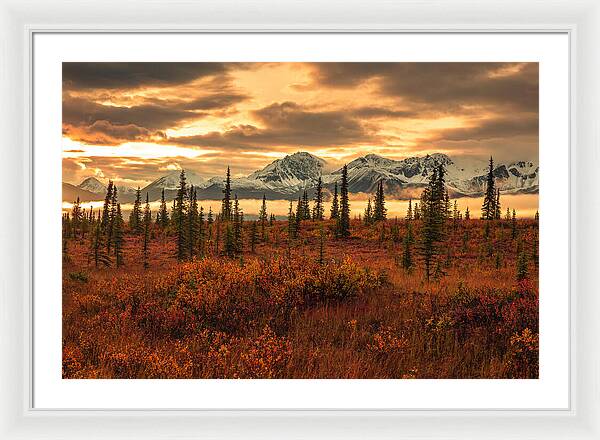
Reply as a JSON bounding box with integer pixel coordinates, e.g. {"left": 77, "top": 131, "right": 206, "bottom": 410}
{"left": 62, "top": 62, "right": 539, "bottom": 189}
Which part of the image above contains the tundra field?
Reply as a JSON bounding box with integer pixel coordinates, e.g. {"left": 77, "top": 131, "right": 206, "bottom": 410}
{"left": 62, "top": 215, "right": 538, "bottom": 379}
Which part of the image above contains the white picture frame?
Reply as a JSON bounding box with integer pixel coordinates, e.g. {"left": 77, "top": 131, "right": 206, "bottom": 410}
{"left": 0, "top": 0, "right": 597, "bottom": 438}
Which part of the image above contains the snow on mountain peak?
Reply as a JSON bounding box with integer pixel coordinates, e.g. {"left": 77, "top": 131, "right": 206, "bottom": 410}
{"left": 249, "top": 151, "right": 326, "bottom": 187}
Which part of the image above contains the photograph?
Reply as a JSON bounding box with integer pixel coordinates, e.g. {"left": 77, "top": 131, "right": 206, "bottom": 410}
{"left": 61, "top": 61, "right": 539, "bottom": 379}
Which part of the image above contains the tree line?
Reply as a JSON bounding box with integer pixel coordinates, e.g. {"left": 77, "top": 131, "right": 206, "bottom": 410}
{"left": 63, "top": 157, "right": 537, "bottom": 280}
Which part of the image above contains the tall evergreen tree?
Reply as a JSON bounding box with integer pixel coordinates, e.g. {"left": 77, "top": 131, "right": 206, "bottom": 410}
{"left": 465, "top": 206, "right": 470, "bottom": 220}
{"left": 287, "top": 201, "right": 297, "bottom": 240}
{"left": 143, "top": 194, "right": 151, "bottom": 269}
{"left": 336, "top": 165, "right": 351, "bottom": 238}
{"left": 373, "top": 180, "right": 387, "bottom": 222}
{"left": 156, "top": 188, "right": 169, "bottom": 228}
{"left": 330, "top": 183, "right": 339, "bottom": 219}
{"left": 481, "top": 156, "right": 496, "bottom": 220}
{"left": 90, "top": 223, "right": 111, "bottom": 268}
{"left": 129, "top": 187, "right": 143, "bottom": 233}
{"left": 250, "top": 220, "right": 258, "bottom": 253}
{"left": 312, "top": 177, "right": 324, "bottom": 220}
{"left": 511, "top": 209, "right": 517, "bottom": 240}
{"left": 173, "top": 170, "right": 188, "bottom": 260}
{"left": 71, "top": 197, "right": 82, "bottom": 238}
{"left": 198, "top": 206, "right": 205, "bottom": 258}
{"left": 100, "top": 181, "right": 114, "bottom": 231}
{"left": 295, "top": 189, "right": 308, "bottom": 220}
{"left": 494, "top": 188, "right": 501, "bottom": 220}
{"left": 106, "top": 187, "right": 118, "bottom": 253}
{"left": 406, "top": 199, "right": 413, "bottom": 221}
{"left": 223, "top": 224, "right": 236, "bottom": 258}
{"left": 295, "top": 196, "right": 302, "bottom": 232}
{"left": 317, "top": 225, "right": 325, "bottom": 265}
{"left": 258, "top": 194, "right": 268, "bottom": 238}
{"left": 221, "top": 166, "right": 232, "bottom": 221}
{"left": 233, "top": 195, "right": 243, "bottom": 253}
{"left": 418, "top": 168, "right": 446, "bottom": 280}
{"left": 112, "top": 203, "right": 124, "bottom": 267}
{"left": 363, "top": 198, "right": 373, "bottom": 225}
{"left": 208, "top": 207, "right": 214, "bottom": 225}
{"left": 187, "top": 186, "right": 199, "bottom": 259}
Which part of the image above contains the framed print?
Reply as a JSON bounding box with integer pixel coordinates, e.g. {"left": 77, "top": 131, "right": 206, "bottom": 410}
{"left": 0, "top": 0, "right": 599, "bottom": 438}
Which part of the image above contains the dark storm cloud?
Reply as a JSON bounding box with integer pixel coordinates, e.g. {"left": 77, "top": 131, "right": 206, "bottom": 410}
{"left": 181, "top": 93, "right": 250, "bottom": 110}
{"left": 168, "top": 101, "right": 373, "bottom": 150}
{"left": 62, "top": 62, "right": 229, "bottom": 90}
{"left": 309, "top": 62, "right": 539, "bottom": 112}
{"left": 351, "top": 106, "right": 419, "bottom": 119}
{"left": 62, "top": 120, "right": 166, "bottom": 145}
{"left": 63, "top": 95, "right": 198, "bottom": 131}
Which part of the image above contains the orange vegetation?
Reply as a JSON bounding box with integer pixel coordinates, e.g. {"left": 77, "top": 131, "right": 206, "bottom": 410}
{"left": 62, "top": 218, "right": 538, "bottom": 379}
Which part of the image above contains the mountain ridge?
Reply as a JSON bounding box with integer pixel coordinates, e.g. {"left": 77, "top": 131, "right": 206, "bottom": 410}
{"left": 64, "top": 151, "right": 539, "bottom": 202}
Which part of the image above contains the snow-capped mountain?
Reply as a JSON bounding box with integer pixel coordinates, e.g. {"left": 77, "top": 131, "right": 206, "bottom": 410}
{"left": 77, "top": 177, "right": 137, "bottom": 201}
{"left": 327, "top": 153, "right": 538, "bottom": 198}
{"left": 248, "top": 152, "right": 326, "bottom": 189}
{"left": 64, "top": 152, "right": 538, "bottom": 202}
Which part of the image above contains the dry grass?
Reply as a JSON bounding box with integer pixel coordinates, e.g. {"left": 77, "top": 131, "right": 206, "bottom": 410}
{"left": 62, "top": 218, "right": 538, "bottom": 379}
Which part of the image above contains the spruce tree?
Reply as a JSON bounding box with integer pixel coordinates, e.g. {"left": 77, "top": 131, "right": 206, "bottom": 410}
{"left": 157, "top": 188, "right": 169, "bottom": 228}
{"left": 107, "top": 187, "right": 118, "bottom": 253}
{"left": 187, "top": 186, "right": 199, "bottom": 259}
{"left": 337, "top": 165, "right": 351, "bottom": 238}
{"left": 418, "top": 168, "right": 446, "bottom": 280}
{"left": 112, "top": 203, "right": 124, "bottom": 267}
{"left": 233, "top": 195, "right": 243, "bottom": 253}
{"left": 250, "top": 220, "right": 258, "bottom": 253}
{"left": 198, "top": 206, "right": 205, "bottom": 258}
{"left": 100, "top": 181, "right": 114, "bottom": 232}
{"left": 258, "top": 194, "right": 268, "bottom": 238}
{"left": 317, "top": 225, "right": 325, "bottom": 265}
{"left": 494, "top": 188, "right": 501, "bottom": 220}
{"left": 511, "top": 209, "right": 517, "bottom": 240}
{"left": 373, "top": 181, "right": 387, "bottom": 222}
{"left": 414, "top": 202, "right": 421, "bottom": 220}
{"left": 481, "top": 156, "right": 496, "bottom": 220}
{"left": 535, "top": 210, "right": 539, "bottom": 221}
{"left": 71, "top": 197, "right": 82, "bottom": 238}
{"left": 312, "top": 177, "right": 324, "bottom": 220}
{"left": 269, "top": 213, "right": 275, "bottom": 226}
{"left": 174, "top": 170, "right": 188, "bottom": 260}
{"left": 208, "top": 207, "right": 214, "bottom": 225}
{"left": 300, "top": 189, "right": 310, "bottom": 220}
{"left": 90, "top": 223, "right": 111, "bottom": 268}
{"left": 287, "top": 201, "right": 297, "bottom": 240}
{"left": 330, "top": 183, "right": 339, "bottom": 219}
{"left": 143, "top": 194, "right": 151, "bottom": 269}
{"left": 406, "top": 199, "right": 413, "bottom": 221}
{"left": 363, "top": 198, "right": 373, "bottom": 225}
{"left": 465, "top": 206, "right": 470, "bottom": 220}
{"left": 221, "top": 166, "right": 232, "bottom": 221}
{"left": 129, "top": 187, "right": 143, "bottom": 233}
{"left": 223, "top": 224, "right": 235, "bottom": 258}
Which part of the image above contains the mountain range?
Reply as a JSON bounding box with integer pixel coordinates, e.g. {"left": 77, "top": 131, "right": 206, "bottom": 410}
{"left": 63, "top": 151, "right": 539, "bottom": 203}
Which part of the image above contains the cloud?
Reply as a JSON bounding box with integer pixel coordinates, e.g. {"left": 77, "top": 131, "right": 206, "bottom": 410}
{"left": 168, "top": 101, "right": 374, "bottom": 150}
{"left": 425, "top": 115, "right": 538, "bottom": 143}
{"left": 308, "top": 62, "right": 539, "bottom": 112}
{"left": 180, "top": 93, "right": 250, "bottom": 110}
{"left": 62, "top": 62, "right": 229, "bottom": 90}
{"left": 351, "top": 106, "right": 419, "bottom": 119}
{"left": 63, "top": 120, "right": 166, "bottom": 145}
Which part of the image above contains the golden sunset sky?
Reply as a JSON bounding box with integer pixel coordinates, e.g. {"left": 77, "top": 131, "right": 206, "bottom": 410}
{"left": 62, "top": 62, "right": 538, "bottom": 189}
